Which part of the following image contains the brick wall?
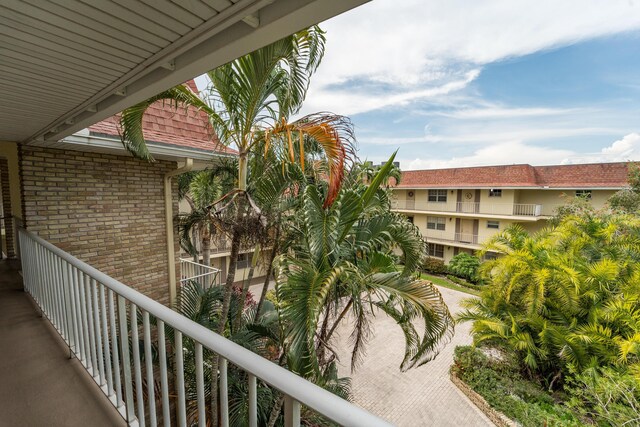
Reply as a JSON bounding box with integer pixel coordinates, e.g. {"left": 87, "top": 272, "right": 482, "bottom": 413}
{"left": 21, "top": 146, "right": 179, "bottom": 305}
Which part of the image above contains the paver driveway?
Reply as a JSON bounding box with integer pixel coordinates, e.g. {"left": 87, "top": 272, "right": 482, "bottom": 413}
{"left": 332, "top": 286, "right": 495, "bottom": 426}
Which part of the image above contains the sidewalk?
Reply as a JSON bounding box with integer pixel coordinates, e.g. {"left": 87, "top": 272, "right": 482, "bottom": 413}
{"left": 333, "top": 285, "right": 495, "bottom": 426}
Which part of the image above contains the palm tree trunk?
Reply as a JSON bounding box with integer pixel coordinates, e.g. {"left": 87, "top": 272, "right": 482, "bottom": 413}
{"left": 324, "top": 298, "right": 353, "bottom": 344}
{"left": 266, "top": 394, "right": 284, "bottom": 427}
{"left": 317, "top": 303, "right": 332, "bottom": 366}
{"left": 192, "top": 228, "right": 199, "bottom": 263}
{"left": 255, "top": 223, "right": 280, "bottom": 321}
{"left": 238, "top": 152, "right": 248, "bottom": 191}
{"left": 201, "top": 225, "right": 211, "bottom": 268}
{"left": 211, "top": 200, "right": 245, "bottom": 425}
{"left": 233, "top": 245, "right": 260, "bottom": 331}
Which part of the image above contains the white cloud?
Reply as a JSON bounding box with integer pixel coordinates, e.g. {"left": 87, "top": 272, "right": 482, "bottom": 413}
{"left": 301, "top": 0, "right": 640, "bottom": 115}
{"left": 434, "top": 106, "right": 590, "bottom": 120}
{"left": 402, "top": 133, "right": 640, "bottom": 170}
{"left": 302, "top": 70, "right": 479, "bottom": 116}
{"left": 319, "top": 0, "right": 640, "bottom": 84}
{"left": 361, "top": 126, "right": 625, "bottom": 147}
{"left": 405, "top": 141, "right": 574, "bottom": 170}
{"left": 562, "top": 132, "right": 640, "bottom": 164}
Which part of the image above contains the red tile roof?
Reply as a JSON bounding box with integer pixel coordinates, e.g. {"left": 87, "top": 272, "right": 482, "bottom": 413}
{"left": 88, "top": 80, "right": 237, "bottom": 156}
{"left": 396, "top": 162, "right": 631, "bottom": 189}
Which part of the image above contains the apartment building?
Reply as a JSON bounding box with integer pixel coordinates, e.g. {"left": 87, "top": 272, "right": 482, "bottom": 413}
{"left": 391, "top": 162, "right": 630, "bottom": 263}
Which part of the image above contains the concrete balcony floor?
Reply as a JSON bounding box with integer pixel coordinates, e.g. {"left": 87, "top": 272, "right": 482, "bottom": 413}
{"left": 0, "top": 259, "right": 126, "bottom": 427}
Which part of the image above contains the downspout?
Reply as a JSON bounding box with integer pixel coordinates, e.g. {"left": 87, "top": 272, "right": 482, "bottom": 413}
{"left": 164, "top": 158, "right": 193, "bottom": 308}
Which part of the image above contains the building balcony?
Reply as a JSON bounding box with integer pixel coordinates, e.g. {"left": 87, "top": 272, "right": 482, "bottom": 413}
{"left": 10, "top": 228, "right": 391, "bottom": 427}
{"left": 179, "top": 258, "right": 221, "bottom": 287}
{"left": 0, "top": 258, "right": 126, "bottom": 426}
{"left": 425, "top": 230, "right": 480, "bottom": 247}
{"left": 392, "top": 199, "right": 545, "bottom": 219}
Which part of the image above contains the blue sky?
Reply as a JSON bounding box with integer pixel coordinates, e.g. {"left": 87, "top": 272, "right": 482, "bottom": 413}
{"left": 294, "top": 0, "right": 640, "bottom": 170}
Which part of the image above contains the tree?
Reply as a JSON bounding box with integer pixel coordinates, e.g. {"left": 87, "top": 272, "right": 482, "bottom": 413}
{"left": 275, "top": 155, "right": 454, "bottom": 382}
{"left": 178, "top": 158, "right": 237, "bottom": 267}
{"left": 458, "top": 212, "right": 640, "bottom": 389}
{"left": 173, "top": 280, "right": 279, "bottom": 426}
{"left": 447, "top": 252, "right": 481, "bottom": 283}
{"left": 609, "top": 161, "right": 640, "bottom": 213}
{"left": 119, "top": 27, "right": 355, "bottom": 424}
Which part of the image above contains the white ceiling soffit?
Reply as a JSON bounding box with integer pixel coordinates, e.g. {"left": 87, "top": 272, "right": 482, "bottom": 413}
{"left": 0, "top": 0, "right": 369, "bottom": 143}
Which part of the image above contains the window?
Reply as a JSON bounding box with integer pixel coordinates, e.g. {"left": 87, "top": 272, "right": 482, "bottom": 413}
{"left": 427, "top": 216, "right": 446, "bottom": 231}
{"left": 576, "top": 190, "right": 592, "bottom": 199}
{"left": 488, "top": 189, "right": 502, "bottom": 197}
{"left": 236, "top": 253, "right": 250, "bottom": 269}
{"left": 428, "top": 189, "right": 447, "bottom": 202}
{"left": 407, "top": 216, "right": 414, "bottom": 224}
{"left": 487, "top": 220, "right": 500, "bottom": 229}
{"left": 427, "top": 243, "right": 444, "bottom": 258}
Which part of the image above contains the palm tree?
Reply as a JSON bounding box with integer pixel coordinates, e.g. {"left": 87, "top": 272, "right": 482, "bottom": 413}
{"left": 458, "top": 212, "right": 640, "bottom": 388}
{"left": 174, "top": 280, "right": 279, "bottom": 426}
{"left": 119, "top": 27, "right": 355, "bottom": 424}
{"left": 275, "top": 155, "right": 455, "bottom": 380}
{"left": 178, "top": 158, "right": 237, "bottom": 268}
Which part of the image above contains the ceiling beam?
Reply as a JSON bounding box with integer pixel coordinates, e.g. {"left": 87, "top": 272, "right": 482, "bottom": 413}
{"left": 28, "top": 0, "right": 369, "bottom": 143}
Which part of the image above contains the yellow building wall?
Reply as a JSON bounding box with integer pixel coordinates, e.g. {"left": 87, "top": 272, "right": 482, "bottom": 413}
{"left": 395, "top": 189, "right": 458, "bottom": 212}
{"left": 478, "top": 189, "right": 516, "bottom": 216}
{"left": 412, "top": 212, "right": 458, "bottom": 242}
{"left": 396, "top": 186, "right": 622, "bottom": 265}
{"left": 477, "top": 218, "right": 514, "bottom": 243}
{"left": 208, "top": 252, "right": 269, "bottom": 286}
{"left": 516, "top": 189, "right": 616, "bottom": 216}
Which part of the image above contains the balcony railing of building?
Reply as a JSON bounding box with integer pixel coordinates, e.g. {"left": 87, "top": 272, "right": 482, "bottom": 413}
{"left": 18, "top": 228, "right": 391, "bottom": 427}
{"left": 426, "top": 230, "right": 479, "bottom": 245}
{"left": 392, "top": 200, "right": 543, "bottom": 217}
{"left": 179, "top": 258, "right": 220, "bottom": 288}
{"left": 207, "top": 238, "right": 254, "bottom": 256}
{"left": 210, "top": 238, "right": 231, "bottom": 254}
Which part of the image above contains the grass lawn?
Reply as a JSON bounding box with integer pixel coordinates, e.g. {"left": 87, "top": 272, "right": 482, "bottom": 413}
{"left": 420, "top": 273, "right": 480, "bottom": 296}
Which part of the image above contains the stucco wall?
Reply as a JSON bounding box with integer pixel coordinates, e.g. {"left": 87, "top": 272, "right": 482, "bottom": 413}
{"left": 516, "top": 189, "right": 616, "bottom": 215}
{"left": 20, "top": 146, "right": 179, "bottom": 305}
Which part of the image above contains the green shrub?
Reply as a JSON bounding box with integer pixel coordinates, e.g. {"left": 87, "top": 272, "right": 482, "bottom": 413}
{"left": 452, "top": 346, "right": 581, "bottom": 427}
{"left": 460, "top": 214, "right": 640, "bottom": 382}
{"left": 446, "top": 275, "right": 483, "bottom": 291}
{"left": 423, "top": 257, "right": 447, "bottom": 274}
{"left": 447, "top": 253, "right": 481, "bottom": 283}
{"left": 566, "top": 367, "right": 640, "bottom": 426}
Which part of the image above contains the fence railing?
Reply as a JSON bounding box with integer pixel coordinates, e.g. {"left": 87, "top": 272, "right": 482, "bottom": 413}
{"left": 456, "top": 202, "right": 542, "bottom": 216}
{"left": 179, "top": 258, "right": 220, "bottom": 288}
{"left": 426, "top": 230, "right": 479, "bottom": 245}
{"left": 18, "top": 228, "right": 391, "bottom": 427}
{"left": 454, "top": 232, "right": 478, "bottom": 244}
{"left": 392, "top": 199, "right": 543, "bottom": 217}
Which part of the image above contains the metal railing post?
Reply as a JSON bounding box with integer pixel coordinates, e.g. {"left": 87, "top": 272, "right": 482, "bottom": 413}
{"left": 16, "top": 228, "right": 393, "bottom": 427}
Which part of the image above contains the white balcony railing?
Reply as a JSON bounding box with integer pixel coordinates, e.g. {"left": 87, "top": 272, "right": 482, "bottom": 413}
{"left": 179, "top": 258, "right": 220, "bottom": 288}
{"left": 426, "top": 230, "right": 479, "bottom": 245}
{"left": 392, "top": 199, "right": 543, "bottom": 217}
{"left": 456, "top": 202, "right": 542, "bottom": 217}
{"left": 454, "top": 232, "right": 479, "bottom": 244}
{"left": 18, "top": 228, "right": 391, "bottom": 427}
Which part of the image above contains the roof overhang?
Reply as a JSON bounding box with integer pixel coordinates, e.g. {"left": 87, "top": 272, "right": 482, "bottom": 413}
{"left": 42, "top": 131, "right": 233, "bottom": 168}
{"left": 1, "top": 0, "right": 369, "bottom": 144}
